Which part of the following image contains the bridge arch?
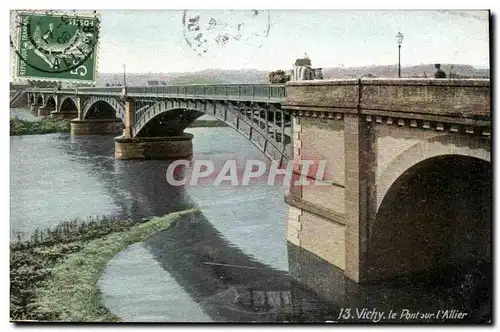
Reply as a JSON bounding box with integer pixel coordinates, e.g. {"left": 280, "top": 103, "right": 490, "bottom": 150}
{"left": 367, "top": 134, "right": 491, "bottom": 281}
{"left": 36, "top": 94, "right": 44, "bottom": 106}
{"left": 376, "top": 134, "right": 490, "bottom": 212}
{"left": 132, "top": 100, "right": 292, "bottom": 162}
{"left": 59, "top": 96, "right": 78, "bottom": 112}
{"left": 84, "top": 100, "right": 120, "bottom": 120}
{"left": 82, "top": 97, "right": 124, "bottom": 120}
{"left": 45, "top": 95, "right": 56, "bottom": 108}
{"left": 134, "top": 107, "right": 204, "bottom": 137}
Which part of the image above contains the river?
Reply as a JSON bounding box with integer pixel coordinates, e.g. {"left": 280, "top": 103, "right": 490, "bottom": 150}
{"left": 10, "top": 107, "right": 491, "bottom": 323}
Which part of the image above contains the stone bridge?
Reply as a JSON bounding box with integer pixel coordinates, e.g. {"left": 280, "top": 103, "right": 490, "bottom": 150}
{"left": 284, "top": 78, "right": 491, "bottom": 288}
{"left": 26, "top": 78, "right": 491, "bottom": 287}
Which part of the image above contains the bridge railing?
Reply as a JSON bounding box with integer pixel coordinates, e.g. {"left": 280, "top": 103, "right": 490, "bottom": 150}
{"left": 78, "top": 87, "right": 123, "bottom": 94}
{"left": 25, "top": 84, "right": 286, "bottom": 101}
{"left": 127, "top": 84, "right": 286, "bottom": 101}
{"left": 25, "top": 87, "right": 124, "bottom": 95}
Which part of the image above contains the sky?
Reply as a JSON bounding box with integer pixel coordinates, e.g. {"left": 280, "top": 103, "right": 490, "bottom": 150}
{"left": 94, "top": 10, "right": 490, "bottom": 73}
{"left": 13, "top": 9, "right": 491, "bottom": 73}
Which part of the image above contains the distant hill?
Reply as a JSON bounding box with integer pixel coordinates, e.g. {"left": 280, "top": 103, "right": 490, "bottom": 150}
{"left": 96, "top": 64, "right": 489, "bottom": 87}
{"left": 322, "top": 64, "right": 490, "bottom": 79}
{"left": 98, "top": 69, "right": 269, "bottom": 86}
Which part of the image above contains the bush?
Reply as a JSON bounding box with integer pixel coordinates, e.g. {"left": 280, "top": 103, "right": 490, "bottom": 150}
{"left": 268, "top": 70, "right": 291, "bottom": 84}
{"left": 10, "top": 117, "right": 70, "bottom": 136}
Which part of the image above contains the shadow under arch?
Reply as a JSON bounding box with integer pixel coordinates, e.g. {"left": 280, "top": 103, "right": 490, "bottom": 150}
{"left": 59, "top": 96, "right": 78, "bottom": 112}
{"left": 36, "top": 94, "right": 44, "bottom": 106}
{"left": 135, "top": 107, "right": 205, "bottom": 137}
{"left": 45, "top": 96, "right": 56, "bottom": 108}
{"left": 368, "top": 154, "right": 491, "bottom": 284}
{"left": 133, "top": 102, "right": 292, "bottom": 162}
{"left": 84, "top": 100, "right": 121, "bottom": 120}
{"left": 376, "top": 134, "right": 491, "bottom": 213}
{"left": 82, "top": 96, "right": 125, "bottom": 121}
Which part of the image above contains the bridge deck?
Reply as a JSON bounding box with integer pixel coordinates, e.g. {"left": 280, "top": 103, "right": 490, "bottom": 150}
{"left": 27, "top": 78, "right": 490, "bottom": 122}
{"left": 31, "top": 84, "right": 286, "bottom": 104}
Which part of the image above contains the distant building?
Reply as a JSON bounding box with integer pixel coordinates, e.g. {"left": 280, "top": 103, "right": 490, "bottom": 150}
{"left": 313, "top": 68, "right": 324, "bottom": 79}
{"left": 294, "top": 58, "right": 311, "bottom": 67}
{"left": 291, "top": 53, "right": 323, "bottom": 81}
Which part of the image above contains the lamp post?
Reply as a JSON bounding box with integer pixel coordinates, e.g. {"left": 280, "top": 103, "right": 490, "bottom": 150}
{"left": 123, "top": 64, "right": 127, "bottom": 87}
{"left": 396, "top": 32, "right": 404, "bottom": 78}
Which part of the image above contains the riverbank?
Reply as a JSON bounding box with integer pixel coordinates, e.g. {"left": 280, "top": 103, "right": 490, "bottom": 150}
{"left": 10, "top": 208, "right": 200, "bottom": 322}
{"left": 9, "top": 117, "right": 224, "bottom": 136}
{"left": 188, "top": 119, "right": 227, "bottom": 128}
{"left": 10, "top": 117, "right": 70, "bottom": 136}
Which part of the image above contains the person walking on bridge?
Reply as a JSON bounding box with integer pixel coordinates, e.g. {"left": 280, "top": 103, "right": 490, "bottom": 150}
{"left": 434, "top": 64, "right": 447, "bottom": 78}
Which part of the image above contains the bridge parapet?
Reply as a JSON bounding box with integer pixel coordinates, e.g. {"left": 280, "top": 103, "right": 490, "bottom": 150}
{"left": 127, "top": 84, "right": 285, "bottom": 100}
{"left": 285, "top": 78, "right": 490, "bottom": 125}
{"left": 28, "top": 84, "right": 286, "bottom": 103}
{"left": 30, "top": 87, "right": 123, "bottom": 97}
{"left": 285, "top": 77, "right": 491, "bottom": 284}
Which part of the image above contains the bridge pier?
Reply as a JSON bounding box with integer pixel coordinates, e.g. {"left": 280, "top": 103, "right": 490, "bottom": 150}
{"left": 30, "top": 104, "right": 38, "bottom": 113}
{"left": 70, "top": 119, "right": 123, "bottom": 135}
{"left": 38, "top": 106, "right": 54, "bottom": 116}
{"left": 51, "top": 111, "right": 78, "bottom": 120}
{"left": 285, "top": 79, "right": 491, "bottom": 286}
{"left": 114, "top": 133, "right": 193, "bottom": 160}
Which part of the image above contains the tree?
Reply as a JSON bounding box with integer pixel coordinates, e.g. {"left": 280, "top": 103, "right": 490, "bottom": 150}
{"left": 268, "top": 70, "right": 291, "bottom": 83}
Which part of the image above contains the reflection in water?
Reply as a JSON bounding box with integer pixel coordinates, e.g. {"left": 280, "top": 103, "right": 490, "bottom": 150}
{"left": 101, "top": 212, "right": 338, "bottom": 322}
{"left": 288, "top": 241, "right": 491, "bottom": 323}
{"left": 11, "top": 134, "right": 122, "bottom": 235}
{"left": 10, "top": 133, "right": 195, "bottom": 236}
{"left": 63, "top": 134, "right": 194, "bottom": 219}
{"left": 98, "top": 242, "right": 213, "bottom": 322}
{"left": 101, "top": 212, "right": 491, "bottom": 322}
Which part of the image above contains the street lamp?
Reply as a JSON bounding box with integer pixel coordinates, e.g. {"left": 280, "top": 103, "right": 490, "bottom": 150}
{"left": 396, "top": 32, "right": 404, "bottom": 78}
{"left": 123, "top": 64, "right": 127, "bottom": 87}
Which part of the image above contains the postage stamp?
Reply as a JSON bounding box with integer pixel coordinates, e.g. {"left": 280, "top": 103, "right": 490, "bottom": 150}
{"left": 10, "top": 10, "right": 100, "bottom": 84}
{"left": 182, "top": 10, "right": 270, "bottom": 56}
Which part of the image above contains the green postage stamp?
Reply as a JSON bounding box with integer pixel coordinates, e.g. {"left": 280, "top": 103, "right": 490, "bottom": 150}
{"left": 11, "top": 10, "right": 100, "bottom": 84}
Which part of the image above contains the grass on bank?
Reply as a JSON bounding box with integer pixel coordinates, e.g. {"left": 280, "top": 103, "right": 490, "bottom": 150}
{"left": 10, "top": 117, "right": 70, "bottom": 136}
{"left": 10, "top": 117, "right": 224, "bottom": 136}
{"left": 11, "top": 215, "right": 137, "bottom": 321}
{"left": 11, "top": 208, "right": 200, "bottom": 322}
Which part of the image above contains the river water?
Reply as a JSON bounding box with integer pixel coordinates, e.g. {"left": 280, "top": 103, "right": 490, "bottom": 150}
{"left": 10, "top": 107, "right": 491, "bottom": 323}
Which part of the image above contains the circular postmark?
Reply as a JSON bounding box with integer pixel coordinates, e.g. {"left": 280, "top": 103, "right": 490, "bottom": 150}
{"left": 182, "top": 10, "right": 271, "bottom": 56}
{"left": 11, "top": 10, "right": 100, "bottom": 78}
